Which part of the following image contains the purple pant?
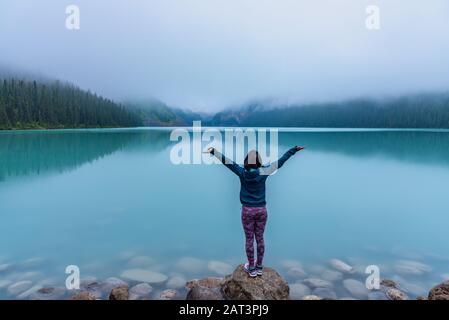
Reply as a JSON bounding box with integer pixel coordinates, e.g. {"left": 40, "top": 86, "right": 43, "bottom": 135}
{"left": 241, "top": 206, "right": 267, "bottom": 267}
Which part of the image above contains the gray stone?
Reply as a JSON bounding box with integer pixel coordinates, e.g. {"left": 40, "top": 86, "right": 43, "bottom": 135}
{"left": 71, "top": 291, "right": 96, "bottom": 300}
{"left": 0, "top": 279, "right": 12, "bottom": 289}
{"left": 127, "top": 256, "right": 153, "bottom": 267}
{"left": 129, "top": 283, "right": 153, "bottom": 300}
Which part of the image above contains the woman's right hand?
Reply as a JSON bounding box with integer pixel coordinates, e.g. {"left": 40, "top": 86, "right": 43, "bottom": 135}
{"left": 295, "top": 146, "right": 305, "bottom": 152}
{"left": 203, "top": 147, "right": 214, "bottom": 154}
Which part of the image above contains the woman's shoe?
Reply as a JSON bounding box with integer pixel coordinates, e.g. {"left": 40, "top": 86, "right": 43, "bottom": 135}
{"left": 243, "top": 263, "right": 257, "bottom": 277}
{"left": 255, "top": 265, "right": 263, "bottom": 276}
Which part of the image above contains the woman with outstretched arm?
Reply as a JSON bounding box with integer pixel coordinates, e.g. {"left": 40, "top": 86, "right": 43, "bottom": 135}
{"left": 204, "top": 146, "right": 305, "bottom": 277}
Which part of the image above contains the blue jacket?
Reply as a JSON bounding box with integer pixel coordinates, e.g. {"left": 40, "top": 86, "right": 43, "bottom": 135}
{"left": 212, "top": 147, "right": 298, "bottom": 207}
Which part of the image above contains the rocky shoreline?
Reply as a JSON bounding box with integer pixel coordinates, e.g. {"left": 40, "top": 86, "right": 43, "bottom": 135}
{"left": 1, "top": 255, "right": 448, "bottom": 300}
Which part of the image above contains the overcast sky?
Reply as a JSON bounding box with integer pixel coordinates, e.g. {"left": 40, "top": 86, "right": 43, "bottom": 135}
{"left": 1, "top": 0, "right": 449, "bottom": 110}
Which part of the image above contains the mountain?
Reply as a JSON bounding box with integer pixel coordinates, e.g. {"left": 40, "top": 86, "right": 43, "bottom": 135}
{"left": 206, "top": 94, "right": 449, "bottom": 128}
{"left": 125, "top": 99, "right": 204, "bottom": 126}
{"left": 0, "top": 78, "right": 142, "bottom": 130}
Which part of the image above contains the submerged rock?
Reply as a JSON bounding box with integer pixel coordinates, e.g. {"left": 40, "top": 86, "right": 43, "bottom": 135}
{"left": 109, "top": 285, "right": 129, "bottom": 300}
{"left": 7, "top": 280, "right": 33, "bottom": 296}
{"left": 312, "top": 287, "right": 337, "bottom": 300}
{"left": 303, "top": 278, "right": 333, "bottom": 289}
{"left": 329, "top": 259, "right": 354, "bottom": 274}
{"left": 207, "top": 261, "right": 233, "bottom": 276}
{"left": 0, "top": 279, "right": 12, "bottom": 289}
{"left": 0, "top": 263, "right": 12, "bottom": 273}
{"left": 129, "top": 283, "right": 153, "bottom": 300}
{"left": 17, "top": 285, "right": 42, "bottom": 299}
{"left": 167, "top": 276, "right": 187, "bottom": 289}
{"left": 121, "top": 269, "right": 168, "bottom": 284}
{"left": 289, "top": 283, "right": 311, "bottom": 299}
{"left": 368, "top": 291, "right": 388, "bottom": 300}
{"left": 19, "top": 257, "right": 45, "bottom": 269}
{"left": 428, "top": 281, "right": 449, "bottom": 300}
{"left": 321, "top": 270, "right": 343, "bottom": 282}
{"left": 127, "top": 256, "right": 154, "bottom": 268}
{"left": 343, "top": 279, "right": 368, "bottom": 299}
{"left": 380, "top": 279, "right": 398, "bottom": 288}
{"left": 80, "top": 278, "right": 103, "bottom": 299}
{"left": 286, "top": 266, "right": 307, "bottom": 278}
{"left": 186, "top": 285, "right": 224, "bottom": 300}
{"left": 31, "top": 287, "right": 66, "bottom": 300}
{"left": 101, "top": 277, "right": 128, "bottom": 293}
{"left": 280, "top": 260, "right": 302, "bottom": 269}
{"left": 394, "top": 260, "right": 431, "bottom": 276}
{"left": 221, "top": 265, "right": 289, "bottom": 300}
{"left": 176, "top": 257, "right": 204, "bottom": 274}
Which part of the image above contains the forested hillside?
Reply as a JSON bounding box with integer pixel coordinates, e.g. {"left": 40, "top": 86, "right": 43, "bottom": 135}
{"left": 0, "top": 78, "right": 142, "bottom": 129}
{"left": 207, "top": 94, "right": 449, "bottom": 128}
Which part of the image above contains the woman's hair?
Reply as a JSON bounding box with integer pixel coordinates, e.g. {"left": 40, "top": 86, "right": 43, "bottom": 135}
{"left": 244, "top": 150, "right": 262, "bottom": 171}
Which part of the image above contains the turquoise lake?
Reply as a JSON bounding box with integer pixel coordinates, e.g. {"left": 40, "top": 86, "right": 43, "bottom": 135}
{"left": 1, "top": 128, "right": 449, "bottom": 299}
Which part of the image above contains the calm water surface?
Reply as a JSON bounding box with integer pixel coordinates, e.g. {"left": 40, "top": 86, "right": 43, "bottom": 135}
{"left": 1, "top": 128, "right": 449, "bottom": 299}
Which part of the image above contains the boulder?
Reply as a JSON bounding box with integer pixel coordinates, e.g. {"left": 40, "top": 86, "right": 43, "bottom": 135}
{"left": 186, "top": 285, "right": 224, "bottom": 300}
{"left": 428, "top": 281, "right": 449, "bottom": 300}
{"left": 71, "top": 291, "right": 97, "bottom": 300}
{"left": 186, "top": 277, "right": 223, "bottom": 290}
{"left": 109, "top": 285, "right": 129, "bottom": 300}
{"left": 380, "top": 279, "right": 397, "bottom": 288}
{"left": 159, "top": 289, "right": 178, "bottom": 300}
{"left": 221, "top": 265, "right": 289, "bottom": 300}
{"left": 386, "top": 288, "right": 408, "bottom": 300}
{"left": 127, "top": 256, "right": 154, "bottom": 268}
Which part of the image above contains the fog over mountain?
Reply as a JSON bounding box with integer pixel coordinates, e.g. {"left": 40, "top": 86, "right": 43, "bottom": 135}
{"left": 1, "top": 0, "right": 449, "bottom": 111}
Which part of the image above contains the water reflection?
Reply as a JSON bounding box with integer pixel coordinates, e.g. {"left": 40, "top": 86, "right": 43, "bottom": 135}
{"left": 1, "top": 129, "right": 449, "bottom": 182}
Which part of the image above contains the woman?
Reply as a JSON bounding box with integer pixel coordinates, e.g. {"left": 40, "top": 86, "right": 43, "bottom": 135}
{"left": 205, "top": 146, "right": 304, "bottom": 277}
